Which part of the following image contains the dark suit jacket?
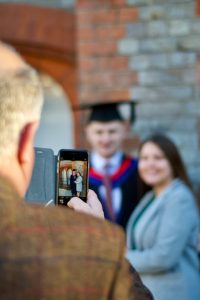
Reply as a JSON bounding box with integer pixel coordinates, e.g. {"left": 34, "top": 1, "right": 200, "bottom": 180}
{"left": 0, "top": 177, "right": 153, "bottom": 300}
{"left": 70, "top": 174, "right": 77, "bottom": 192}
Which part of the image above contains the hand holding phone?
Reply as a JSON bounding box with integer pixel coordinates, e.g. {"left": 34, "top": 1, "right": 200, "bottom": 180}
{"left": 68, "top": 189, "right": 105, "bottom": 219}
{"left": 56, "top": 149, "right": 89, "bottom": 206}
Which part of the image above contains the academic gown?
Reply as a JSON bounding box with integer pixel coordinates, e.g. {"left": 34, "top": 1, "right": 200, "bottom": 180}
{"left": 89, "top": 154, "right": 143, "bottom": 229}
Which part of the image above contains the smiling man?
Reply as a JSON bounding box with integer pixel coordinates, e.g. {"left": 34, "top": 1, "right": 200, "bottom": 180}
{"left": 84, "top": 102, "right": 142, "bottom": 229}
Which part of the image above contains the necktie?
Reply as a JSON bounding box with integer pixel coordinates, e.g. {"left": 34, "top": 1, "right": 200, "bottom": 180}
{"left": 103, "top": 163, "right": 115, "bottom": 222}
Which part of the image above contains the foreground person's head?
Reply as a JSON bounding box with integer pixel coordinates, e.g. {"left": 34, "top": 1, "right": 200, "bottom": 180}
{"left": 0, "top": 42, "right": 43, "bottom": 196}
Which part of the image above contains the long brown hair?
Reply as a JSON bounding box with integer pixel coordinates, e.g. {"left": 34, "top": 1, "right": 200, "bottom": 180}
{"left": 139, "top": 134, "right": 192, "bottom": 190}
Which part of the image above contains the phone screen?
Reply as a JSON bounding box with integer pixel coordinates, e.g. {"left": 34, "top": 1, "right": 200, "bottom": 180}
{"left": 56, "top": 149, "right": 89, "bottom": 206}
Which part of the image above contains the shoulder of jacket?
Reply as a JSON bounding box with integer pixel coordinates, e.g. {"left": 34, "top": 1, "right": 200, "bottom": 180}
{"left": 37, "top": 205, "right": 125, "bottom": 241}
{"left": 171, "top": 180, "right": 194, "bottom": 201}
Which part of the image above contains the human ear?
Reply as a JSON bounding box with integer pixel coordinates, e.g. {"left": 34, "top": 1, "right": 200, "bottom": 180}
{"left": 18, "top": 121, "right": 39, "bottom": 164}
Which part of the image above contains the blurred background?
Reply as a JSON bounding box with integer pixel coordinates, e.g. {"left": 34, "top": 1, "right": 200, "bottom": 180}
{"left": 0, "top": 0, "right": 200, "bottom": 199}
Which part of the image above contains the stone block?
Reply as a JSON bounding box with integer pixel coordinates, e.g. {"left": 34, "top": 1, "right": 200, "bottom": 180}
{"left": 129, "top": 53, "right": 168, "bottom": 70}
{"left": 168, "top": 52, "right": 196, "bottom": 68}
{"left": 134, "top": 117, "right": 197, "bottom": 133}
{"left": 135, "top": 102, "right": 187, "bottom": 118}
{"left": 130, "top": 52, "right": 196, "bottom": 71}
{"left": 169, "top": 20, "right": 190, "bottom": 36}
{"left": 181, "top": 148, "right": 200, "bottom": 165}
{"left": 127, "top": 22, "right": 147, "bottom": 38}
{"left": 127, "top": 0, "right": 150, "bottom": 5}
{"left": 140, "top": 3, "right": 195, "bottom": 20}
{"left": 130, "top": 85, "right": 193, "bottom": 101}
{"left": 188, "top": 165, "right": 200, "bottom": 186}
{"left": 139, "top": 37, "right": 176, "bottom": 53}
{"left": 140, "top": 5, "right": 164, "bottom": 20}
{"left": 138, "top": 69, "right": 196, "bottom": 86}
{"left": 148, "top": 20, "right": 168, "bottom": 37}
{"left": 166, "top": 3, "right": 195, "bottom": 18}
{"left": 194, "top": 86, "right": 200, "bottom": 100}
{"left": 168, "top": 131, "right": 198, "bottom": 151}
{"left": 178, "top": 35, "right": 200, "bottom": 51}
{"left": 128, "top": 0, "right": 194, "bottom": 4}
{"left": 191, "top": 19, "right": 200, "bottom": 34}
{"left": 118, "top": 38, "right": 139, "bottom": 55}
{"left": 185, "top": 101, "right": 200, "bottom": 115}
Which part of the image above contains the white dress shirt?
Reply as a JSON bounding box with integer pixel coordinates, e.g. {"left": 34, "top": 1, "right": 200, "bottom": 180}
{"left": 90, "top": 151, "right": 123, "bottom": 216}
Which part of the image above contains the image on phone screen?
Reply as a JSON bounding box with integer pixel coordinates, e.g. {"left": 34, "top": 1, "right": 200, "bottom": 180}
{"left": 57, "top": 150, "right": 88, "bottom": 206}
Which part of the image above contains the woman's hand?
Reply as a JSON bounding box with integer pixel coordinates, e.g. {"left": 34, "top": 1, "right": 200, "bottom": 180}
{"left": 68, "top": 189, "right": 104, "bottom": 219}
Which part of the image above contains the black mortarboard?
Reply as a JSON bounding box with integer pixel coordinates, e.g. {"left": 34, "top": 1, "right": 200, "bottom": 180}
{"left": 74, "top": 101, "right": 137, "bottom": 124}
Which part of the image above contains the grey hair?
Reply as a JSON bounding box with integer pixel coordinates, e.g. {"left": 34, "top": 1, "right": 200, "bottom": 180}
{"left": 0, "top": 67, "right": 43, "bottom": 156}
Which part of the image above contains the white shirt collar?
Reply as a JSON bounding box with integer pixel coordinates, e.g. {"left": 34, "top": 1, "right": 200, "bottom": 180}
{"left": 91, "top": 151, "right": 123, "bottom": 174}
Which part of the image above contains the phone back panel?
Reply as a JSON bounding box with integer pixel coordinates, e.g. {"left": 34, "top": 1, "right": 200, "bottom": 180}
{"left": 25, "top": 147, "right": 56, "bottom": 205}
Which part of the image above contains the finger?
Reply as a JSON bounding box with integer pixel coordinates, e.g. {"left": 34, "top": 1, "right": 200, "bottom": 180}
{"left": 68, "top": 197, "right": 91, "bottom": 214}
{"left": 87, "top": 190, "right": 102, "bottom": 208}
{"left": 87, "top": 189, "right": 104, "bottom": 218}
{"left": 67, "top": 197, "right": 82, "bottom": 209}
{"left": 87, "top": 189, "right": 99, "bottom": 205}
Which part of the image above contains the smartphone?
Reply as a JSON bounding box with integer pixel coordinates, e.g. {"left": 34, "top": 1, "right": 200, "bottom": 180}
{"left": 56, "top": 149, "right": 89, "bottom": 206}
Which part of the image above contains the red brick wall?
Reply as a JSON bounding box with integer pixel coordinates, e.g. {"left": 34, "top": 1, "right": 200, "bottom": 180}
{"left": 196, "top": 0, "right": 200, "bottom": 15}
{"left": 77, "top": 0, "right": 138, "bottom": 104}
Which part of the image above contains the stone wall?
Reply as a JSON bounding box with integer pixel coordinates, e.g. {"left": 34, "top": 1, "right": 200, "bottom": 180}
{"left": 0, "top": 0, "right": 74, "bottom": 10}
{"left": 122, "top": 0, "right": 200, "bottom": 189}
{"left": 77, "top": 0, "right": 200, "bottom": 190}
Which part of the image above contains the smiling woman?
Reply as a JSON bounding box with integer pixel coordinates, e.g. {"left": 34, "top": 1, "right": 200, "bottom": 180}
{"left": 126, "top": 134, "right": 200, "bottom": 300}
{"left": 138, "top": 134, "right": 192, "bottom": 194}
{"left": 139, "top": 140, "right": 178, "bottom": 197}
